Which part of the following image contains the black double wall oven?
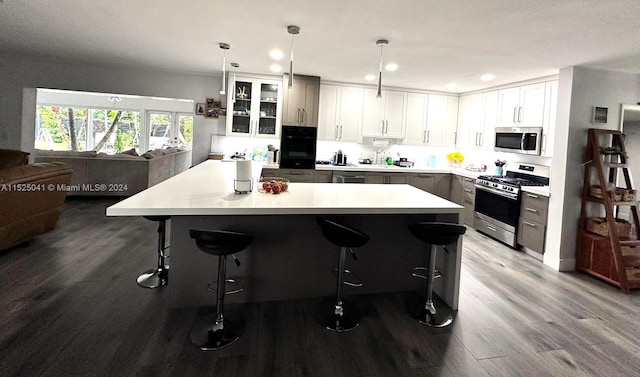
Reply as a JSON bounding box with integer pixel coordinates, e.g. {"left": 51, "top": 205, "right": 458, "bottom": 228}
{"left": 279, "top": 125, "right": 317, "bottom": 169}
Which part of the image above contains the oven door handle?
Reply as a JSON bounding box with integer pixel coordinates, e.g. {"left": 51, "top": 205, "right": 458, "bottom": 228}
{"left": 474, "top": 184, "right": 519, "bottom": 200}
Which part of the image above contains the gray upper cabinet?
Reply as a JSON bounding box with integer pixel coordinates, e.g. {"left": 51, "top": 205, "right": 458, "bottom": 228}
{"left": 282, "top": 75, "right": 320, "bottom": 127}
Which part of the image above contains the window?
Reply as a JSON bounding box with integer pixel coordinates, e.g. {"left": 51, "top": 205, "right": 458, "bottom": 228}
{"left": 35, "top": 89, "right": 194, "bottom": 154}
{"left": 36, "top": 106, "right": 141, "bottom": 153}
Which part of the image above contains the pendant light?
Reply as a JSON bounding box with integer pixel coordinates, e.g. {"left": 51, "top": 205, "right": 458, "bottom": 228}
{"left": 219, "top": 43, "right": 230, "bottom": 95}
{"left": 376, "top": 39, "right": 388, "bottom": 98}
{"left": 230, "top": 62, "right": 239, "bottom": 103}
{"left": 287, "top": 25, "right": 300, "bottom": 89}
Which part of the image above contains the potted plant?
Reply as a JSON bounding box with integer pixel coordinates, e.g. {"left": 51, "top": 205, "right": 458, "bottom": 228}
{"left": 599, "top": 146, "right": 623, "bottom": 163}
{"left": 446, "top": 151, "right": 464, "bottom": 167}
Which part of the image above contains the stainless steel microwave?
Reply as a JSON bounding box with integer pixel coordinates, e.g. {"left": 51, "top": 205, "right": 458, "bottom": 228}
{"left": 494, "top": 127, "right": 542, "bottom": 155}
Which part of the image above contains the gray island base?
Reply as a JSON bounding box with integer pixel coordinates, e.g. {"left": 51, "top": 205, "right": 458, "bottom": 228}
{"left": 106, "top": 161, "right": 464, "bottom": 310}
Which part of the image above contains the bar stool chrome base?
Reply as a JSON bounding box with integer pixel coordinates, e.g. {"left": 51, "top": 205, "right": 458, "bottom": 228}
{"left": 315, "top": 298, "right": 360, "bottom": 332}
{"left": 136, "top": 268, "right": 168, "bottom": 288}
{"left": 405, "top": 293, "right": 455, "bottom": 328}
{"left": 190, "top": 308, "right": 246, "bottom": 351}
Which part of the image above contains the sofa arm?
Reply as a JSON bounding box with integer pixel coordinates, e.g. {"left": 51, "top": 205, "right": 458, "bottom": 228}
{"left": 0, "top": 162, "right": 73, "bottom": 250}
{"left": 0, "top": 162, "right": 73, "bottom": 185}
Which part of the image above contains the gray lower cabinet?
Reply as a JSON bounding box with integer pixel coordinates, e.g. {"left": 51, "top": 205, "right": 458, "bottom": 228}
{"left": 313, "top": 170, "right": 333, "bottom": 183}
{"left": 409, "top": 173, "right": 451, "bottom": 199}
{"left": 277, "top": 169, "right": 315, "bottom": 183}
{"left": 517, "top": 191, "right": 549, "bottom": 254}
{"left": 262, "top": 168, "right": 330, "bottom": 183}
{"left": 365, "top": 172, "right": 408, "bottom": 184}
{"left": 261, "top": 168, "right": 280, "bottom": 178}
{"left": 450, "top": 175, "right": 476, "bottom": 226}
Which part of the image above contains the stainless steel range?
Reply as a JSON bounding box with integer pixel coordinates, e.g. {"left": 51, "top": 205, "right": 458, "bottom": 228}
{"left": 474, "top": 164, "right": 549, "bottom": 247}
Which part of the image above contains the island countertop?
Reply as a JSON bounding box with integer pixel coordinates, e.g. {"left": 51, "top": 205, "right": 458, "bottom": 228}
{"left": 106, "top": 160, "right": 463, "bottom": 217}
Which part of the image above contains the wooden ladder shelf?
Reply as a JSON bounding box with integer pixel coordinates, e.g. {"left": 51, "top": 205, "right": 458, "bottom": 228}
{"left": 577, "top": 129, "right": 640, "bottom": 292}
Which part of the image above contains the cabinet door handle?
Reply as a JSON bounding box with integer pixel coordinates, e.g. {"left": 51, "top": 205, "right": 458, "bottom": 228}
{"left": 423, "top": 130, "right": 427, "bottom": 143}
{"left": 486, "top": 225, "right": 497, "bottom": 232}
{"left": 525, "top": 207, "right": 538, "bottom": 213}
{"left": 464, "top": 189, "right": 473, "bottom": 193}
{"left": 513, "top": 107, "right": 518, "bottom": 123}
{"left": 426, "top": 130, "right": 430, "bottom": 143}
{"left": 340, "top": 125, "right": 343, "bottom": 138}
{"left": 454, "top": 131, "right": 458, "bottom": 145}
{"left": 335, "top": 125, "right": 339, "bottom": 139}
{"left": 523, "top": 221, "right": 537, "bottom": 227}
{"left": 232, "top": 81, "right": 236, "bottom": 103}
{"left": 518, "top": 106, "right": 523, "bottom": 123}
{"left": 302, "top": 108, "right": 306, "bottom": 124}
{"left": 297, "top": 108, "right": 301, "bottom": 123}
{"left": 464, "top": 177, "right": 474, "bottom": 182}
{"left": 526, "top": 193, "right": 540, "bottom": 199}
{"left": 479, "top": 132, "right": 483, "bottom": 146}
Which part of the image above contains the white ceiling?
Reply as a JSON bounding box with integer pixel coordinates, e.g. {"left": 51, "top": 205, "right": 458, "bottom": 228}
{"left": 1, "top": 0, "right": 639, "bottom": 93}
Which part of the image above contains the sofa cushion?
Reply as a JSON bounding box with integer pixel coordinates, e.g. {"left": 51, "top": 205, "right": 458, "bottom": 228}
{"left": 120, "top": 148, "right": 139, "bottom": 156}
{"left": 141, "top": 149, "right": 165, "bottom": 159}
{"left": 106, "top": 153, "right": 145, "bottom": 160}
{"left": 0, "top": 150, "right": 30, "bottom": 169}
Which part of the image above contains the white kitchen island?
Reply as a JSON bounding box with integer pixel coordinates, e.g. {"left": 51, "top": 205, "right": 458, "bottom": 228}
{"left": 107, "top": 160, "right": 464, "bottom": 310}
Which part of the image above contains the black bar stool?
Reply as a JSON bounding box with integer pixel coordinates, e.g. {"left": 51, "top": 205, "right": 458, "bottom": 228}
{"left": 136, "top": 215, "right": 170, "bottom": 288}
{"left": 189, "top": 229, "right": 252, "bottom": 350}
{"left": 407, "top": 222, "right": 466, "bottom": 327}
{"left": 316, "top": 217, "right": 369, "bottom": 332}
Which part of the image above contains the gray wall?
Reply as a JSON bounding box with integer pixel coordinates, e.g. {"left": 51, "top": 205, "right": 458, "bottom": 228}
{"left": 0, "top": 55, "right": 226, "bottom": 164}
{"left": 545, "top": 66, "right": 640, "bottom": 271}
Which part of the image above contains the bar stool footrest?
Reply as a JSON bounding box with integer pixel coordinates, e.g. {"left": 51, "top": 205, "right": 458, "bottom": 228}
{"left": 411, "top": 266, "right": 442, "bottom": 280}
{"left": 332, "top": 269, "right": 363, "bottom": 287}
{"left": 207, "top": 279, "right": 244, "bottom": 295}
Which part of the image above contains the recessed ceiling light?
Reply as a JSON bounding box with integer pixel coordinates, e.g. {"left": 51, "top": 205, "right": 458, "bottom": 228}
{"left": 269, "top": 49, "right": 284, "bottom": 61}
{"left": 446, "top": 83, "right": 457, "bottom": 89}
{"left": 385, "top": 63, "right": 398, "bottom": 72}
{"left": 365, "top": 74, "right": 376, "bottom": 81}
{"left": 269, "top": 64, "right": 282, "bottom": 73}
{"left": 480, "top": 73, "right": 495, "bottom": 81}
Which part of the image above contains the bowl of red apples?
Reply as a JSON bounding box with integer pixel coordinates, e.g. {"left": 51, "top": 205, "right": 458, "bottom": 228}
{"left": 258, "top": 177, "right": 289, "bottom": 194}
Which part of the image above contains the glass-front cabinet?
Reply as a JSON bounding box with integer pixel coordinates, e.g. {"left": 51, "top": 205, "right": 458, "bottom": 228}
{"left": 226, "top": 76, "right": 283, "bottom": 138}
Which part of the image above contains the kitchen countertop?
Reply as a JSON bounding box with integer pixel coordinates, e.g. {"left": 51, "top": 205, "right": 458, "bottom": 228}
{"left": 520, "top": 186, "right": 550, "bottom": 197}
{"left": 259, "top": 162, "right": 550, "bottom": 197}
{"left": 106, "top": 160, "right": 463, "bottom": 216}
{"left": 264, "top": 162, "right": 483, "bottom": 176}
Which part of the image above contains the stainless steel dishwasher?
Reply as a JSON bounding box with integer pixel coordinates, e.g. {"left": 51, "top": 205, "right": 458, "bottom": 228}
{"left": 332, "top": 171, "right": 366, "bottom": 183}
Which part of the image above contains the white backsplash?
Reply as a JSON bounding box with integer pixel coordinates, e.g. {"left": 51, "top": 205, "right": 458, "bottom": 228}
{"left": 210, "top": 134, "right": 551, "bottom": 169}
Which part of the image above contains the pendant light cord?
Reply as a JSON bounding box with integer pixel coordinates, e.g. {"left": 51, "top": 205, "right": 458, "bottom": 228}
{"left": 288, "top": 33, "right": 295, "bottom": 89}
{"left": 287, "top": 25, "right": 299, "bottom": 89}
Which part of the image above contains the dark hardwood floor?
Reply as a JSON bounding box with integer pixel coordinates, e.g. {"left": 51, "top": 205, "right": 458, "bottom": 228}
{"left": 1, "top": 198, "right": 640, "bottom": 377}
